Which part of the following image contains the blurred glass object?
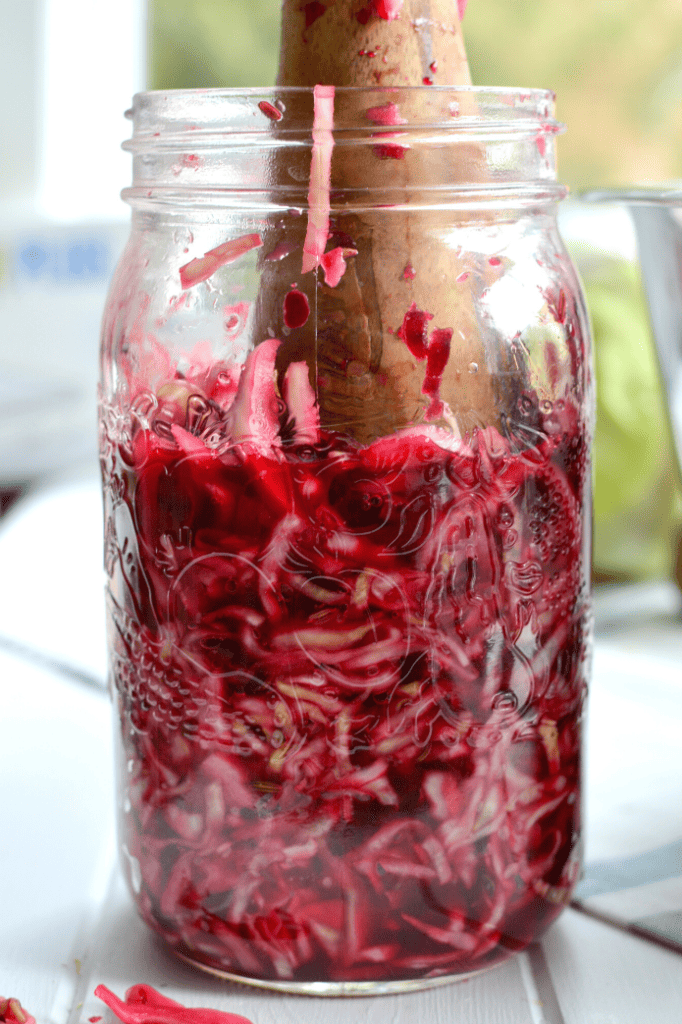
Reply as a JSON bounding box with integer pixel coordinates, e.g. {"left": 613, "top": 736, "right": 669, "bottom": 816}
{"left": 580, "top": 254, "right": 682, "bottom": 582}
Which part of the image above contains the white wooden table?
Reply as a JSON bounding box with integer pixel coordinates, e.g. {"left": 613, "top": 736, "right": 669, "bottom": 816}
{"left": 2, "top": 473, "right": 682, "bottom": 1024}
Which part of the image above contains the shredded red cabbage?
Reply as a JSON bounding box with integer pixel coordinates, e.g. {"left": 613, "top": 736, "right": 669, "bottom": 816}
{"left": 102, "top": 337, "right": 588, "bottom": 985}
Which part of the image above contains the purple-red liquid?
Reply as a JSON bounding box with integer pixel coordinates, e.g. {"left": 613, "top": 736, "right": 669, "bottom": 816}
{"left": 103, "top": 348, "right": 588, "bottom": 985}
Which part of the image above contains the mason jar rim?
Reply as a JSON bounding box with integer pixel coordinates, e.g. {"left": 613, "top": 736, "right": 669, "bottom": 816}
{"left": 124, "top": 86, "right": 561, "bottom": 145}
{"left": 127, "top": 84, "right": 555, "bottom": 100}
{"left": 122, "top": 86, "right": 567, "bottom": 211}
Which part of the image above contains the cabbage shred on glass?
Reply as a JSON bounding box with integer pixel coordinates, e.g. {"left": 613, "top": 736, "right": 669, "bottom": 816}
{"left": 100, "top": 87, "right": 593, "bottom": 994}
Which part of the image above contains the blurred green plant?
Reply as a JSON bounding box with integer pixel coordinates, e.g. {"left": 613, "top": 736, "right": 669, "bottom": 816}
{"left": 464, "top": 0, "right": 682, "bottom": 190}
{"left": 149, "top": 0, "right": 282, "bottom": 90}
{"left": 578, "top": 253, "right": 682, "bottom": 581}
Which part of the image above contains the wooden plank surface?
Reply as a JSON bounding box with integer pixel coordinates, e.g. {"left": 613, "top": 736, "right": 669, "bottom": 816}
{"left": 0, "top": 649, "right": 113, "bottom": 1020}
{"left": 544, "top": 908, "right": 682, "bottom": 1024}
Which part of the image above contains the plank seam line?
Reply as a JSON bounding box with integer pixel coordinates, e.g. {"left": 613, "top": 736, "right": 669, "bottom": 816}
{"left": 518, "top": 945, "right": 567, "bottom": 1024}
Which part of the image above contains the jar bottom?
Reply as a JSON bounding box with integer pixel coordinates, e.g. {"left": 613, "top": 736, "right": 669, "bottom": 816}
{"left": 174, "top": 950, "right": 502, "bottom": 997}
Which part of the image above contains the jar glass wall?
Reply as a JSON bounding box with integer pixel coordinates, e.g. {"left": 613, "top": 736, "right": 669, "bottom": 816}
{"left": 100, "top": 87, "right": 593, "bottom": 995}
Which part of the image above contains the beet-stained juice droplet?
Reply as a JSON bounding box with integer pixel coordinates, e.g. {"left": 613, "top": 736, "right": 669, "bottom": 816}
{"left": 374, "top": 0, "right": 404, "bottom": 19}
{"left": 303, "top": 1, "right": 326, "bottom": 29}
{"left": 373, "top": 142, "right": 407, "bottom": 160}
{"left": 258, "top": 100, "right": 283, "bottom": 122}
{"left": 397, "top": 302, "right": 433, "bottom": 361}
{"left": 283, "top": 289, "right": 310, "bottom": 329}
{"left": 423, "top": 328, "right": 453, "bottom": 401}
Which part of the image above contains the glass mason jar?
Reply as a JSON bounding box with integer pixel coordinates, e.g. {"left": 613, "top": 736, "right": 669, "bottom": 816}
{"left": 100, "top": 87, "right": 593, "bottom": 995}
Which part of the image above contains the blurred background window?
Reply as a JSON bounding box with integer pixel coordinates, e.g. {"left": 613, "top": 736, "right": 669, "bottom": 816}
{"left": 0, "top": 0, "right": 145, "bottom": 493}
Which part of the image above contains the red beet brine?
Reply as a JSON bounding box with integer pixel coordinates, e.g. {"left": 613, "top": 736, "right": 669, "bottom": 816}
{"left": 102, "top": 87, "right": 592, "bottom": 994}
{"left": 103, "top": 344, "right": 587, "bottom": 987}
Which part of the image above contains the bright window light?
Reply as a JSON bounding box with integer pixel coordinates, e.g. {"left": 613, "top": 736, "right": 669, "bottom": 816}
{"left": 39, "top": 0, "right": 146, "bottom": 222}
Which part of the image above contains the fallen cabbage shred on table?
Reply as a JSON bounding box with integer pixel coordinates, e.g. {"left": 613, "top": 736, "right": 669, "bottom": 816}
{"left": 0, "top": 999, "right": 36, "bottom": 1024}
{"left": 95, "top": 985, "right": 254, "bottom": 1024}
